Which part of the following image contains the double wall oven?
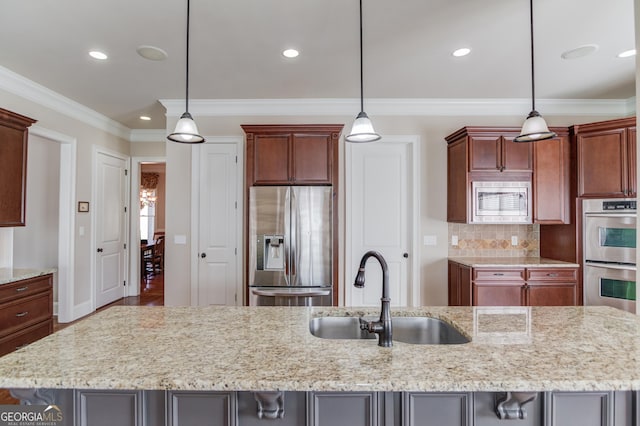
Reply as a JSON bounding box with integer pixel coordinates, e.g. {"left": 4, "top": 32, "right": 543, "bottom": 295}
{"left": 583, "top": 199, "right": 637, "bottom": 313}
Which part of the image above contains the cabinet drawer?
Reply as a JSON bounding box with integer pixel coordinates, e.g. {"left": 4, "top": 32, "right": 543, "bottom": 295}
{"left": 0, "top": 274, "right": 52, "bottom": 304}
{"left": 0, "top": 292, "right": 52, "bottom": 338}
{"left": 526, "top": 268, "right": 577, "bottom": 281}
{"left": 0, "top": 320, "right": 52, "bottom": 356}
{"left": 473, "top": 268, "right": 525, "bottom": 281}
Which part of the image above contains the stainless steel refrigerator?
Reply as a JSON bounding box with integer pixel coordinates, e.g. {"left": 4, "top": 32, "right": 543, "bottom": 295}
{"left": 248, "top": 186, "right": 333, "bottom": 306}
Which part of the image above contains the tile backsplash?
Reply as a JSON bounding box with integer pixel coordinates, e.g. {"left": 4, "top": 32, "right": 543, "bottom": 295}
{"left": 448, "top": 223, "right": 539, "bottom": 257}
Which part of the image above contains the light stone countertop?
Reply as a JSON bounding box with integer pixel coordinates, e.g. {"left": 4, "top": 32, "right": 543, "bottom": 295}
{"left": 448, "top": 257, "right": 580, "bottom": 268}
{"left": 0, "top": 268, "right": 56, "bottom": 285}
{"left": 1, "top": 305, "right": 640, "bottom": 392}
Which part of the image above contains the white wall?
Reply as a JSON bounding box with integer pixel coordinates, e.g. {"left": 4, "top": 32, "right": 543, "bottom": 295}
{"left": 13, "top": 134, "right": 60, "bottom": 300}
{"left": 0, "top": 88, "right": 129, "bottom": 319}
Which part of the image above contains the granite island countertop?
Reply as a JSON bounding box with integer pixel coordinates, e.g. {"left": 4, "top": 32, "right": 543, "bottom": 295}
{"left": 0, "top": 305, "right": 639, "bottom": 392}
{"left": 0, "top": 268, "right": 57, "bottom": 285}
{"left": 448, "top": 257, "right": 580, "bottom": 268}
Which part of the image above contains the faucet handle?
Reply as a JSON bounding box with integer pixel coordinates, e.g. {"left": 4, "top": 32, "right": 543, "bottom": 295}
{"left": 358, "top": 317, "right": 369, "bottom": 331}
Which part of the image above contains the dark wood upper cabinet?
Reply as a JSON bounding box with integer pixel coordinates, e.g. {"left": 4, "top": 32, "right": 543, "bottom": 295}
{"left": 242, "top": 124, "right": 343, "bottom": 186}
{"left": 446, "top": 126, "right": 565, "bottom": 224}
{"left": 573, "top": 117, "right": 636, "bottom": 198}
{"left": 446, "top": 138, "right": 468, "bottom": 223}
{"left": 0, "top": 108, "right": 36, "bottom": 227}
{"left": 533, "top": 130, "right": 570, "bottom": 225}
{"left": 502, "top": 134, "right": 534, "bottom": 172}
{"left": 452, "top": 128, "right": 532, "bottom": 174}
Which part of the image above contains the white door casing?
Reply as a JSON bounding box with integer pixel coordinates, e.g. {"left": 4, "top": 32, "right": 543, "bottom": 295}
{"left": 128, "top": 156, "right": 165, "bottom": 296}
{"left": 28, "top": 126, "right": 77, "bottom": 322}
{"left": 94, "top": 150, "right": 128, "bottom": 308}
{"left": 191, "top": 138, "right": 243, "bottom": 306}
{"left": 345, "top": 135, "right": 420, "bottom": 307}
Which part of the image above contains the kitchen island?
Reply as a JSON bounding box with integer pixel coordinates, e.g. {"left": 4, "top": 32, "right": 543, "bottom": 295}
{"left": 0, "top": 305, "right": 639, "bottom": 425}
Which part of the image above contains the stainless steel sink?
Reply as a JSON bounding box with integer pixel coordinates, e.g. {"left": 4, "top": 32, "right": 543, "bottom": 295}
{"left": 309, "top": 316, "right": 469, "bottom": 344}
{"left": 309, "top": 316, "right": 376, "bottom": 340}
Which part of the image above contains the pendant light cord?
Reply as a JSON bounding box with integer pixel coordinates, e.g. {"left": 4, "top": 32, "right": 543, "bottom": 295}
{"left": 185, "top": 0, "right": 191, "bottom": 114}
{"left": 358, "top": 0, "right": 364, "bottom": 113}
{"left": 529, "top": 0, "right": 535, "bottom": 112}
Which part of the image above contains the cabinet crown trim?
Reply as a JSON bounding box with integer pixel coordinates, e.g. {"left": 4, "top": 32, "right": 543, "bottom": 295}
{"left": 241, "top": 124, "right": 344, "bottom": 135}
{"left": 571, "top": 117, "right": 636, "bottom": 134}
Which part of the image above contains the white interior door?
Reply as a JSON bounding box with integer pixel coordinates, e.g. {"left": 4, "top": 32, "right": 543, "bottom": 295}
{"left": 346, "top": 138, "right": 415, "bottom": 307}
{"left": 95, "top": 152, "right": 127, "bottom": 308}
{"left": 196, "top": 143, "right": 239, "bottom": 306}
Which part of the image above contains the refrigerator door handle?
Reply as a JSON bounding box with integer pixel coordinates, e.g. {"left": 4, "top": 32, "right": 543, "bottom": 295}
{"left": 289, "top": 187, "right": 297, "bottom": 282}
{"left": 284, "top": 188, "right": 291, "bottom": 285}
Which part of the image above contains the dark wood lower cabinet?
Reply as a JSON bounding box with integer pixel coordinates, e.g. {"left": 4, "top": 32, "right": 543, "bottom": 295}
{"left": 448, "top": 262, "right": 578, "bottom": 307}
{"left": 20, "top": 389, "right": 635, "bottom": 426}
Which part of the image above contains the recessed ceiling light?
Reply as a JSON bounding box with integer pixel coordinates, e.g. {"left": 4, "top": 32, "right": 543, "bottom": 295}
{"left": 452, "top": 48, "right": 471, "bottom": 57}
{"left": 560, "top": 44, "right": 598, "bottom": 60}
{"left": 617, "top": 49, "right": 636, "bottom": 58}
{"left": 137, "top": 45, "right": 168, "bottom": 61}
{"left": 89, "top": 50, "right": 108, "bottom": 60}
{"left": 140, "top": 116, "right": 151, "bottom": 121}
{"left": 282, "top": 49, "right": 299, "bottom": 58}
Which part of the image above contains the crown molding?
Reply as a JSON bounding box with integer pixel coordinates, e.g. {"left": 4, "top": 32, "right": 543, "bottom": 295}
{"left": 0, "top": 66, "right": 130, "bottom": 140}
{"left": 129, "top": 129, "right": 167, "bottom": 143}
{"left": 161, "top": 97, "right": 635, "bottom": 118}
{"left": 1, "top": 64, "right": 634, "bottom": 143}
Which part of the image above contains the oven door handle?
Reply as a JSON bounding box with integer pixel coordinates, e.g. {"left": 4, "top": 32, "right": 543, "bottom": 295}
{"left": 584, "top": 213, "right": 637, "bottom": 218}
{"left": 584, "top": 261, "right": 636, "bottom": 271}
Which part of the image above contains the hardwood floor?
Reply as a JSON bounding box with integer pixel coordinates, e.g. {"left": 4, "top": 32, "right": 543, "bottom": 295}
{"left": 0, "top": 272, "right": 164, "bottom": 404}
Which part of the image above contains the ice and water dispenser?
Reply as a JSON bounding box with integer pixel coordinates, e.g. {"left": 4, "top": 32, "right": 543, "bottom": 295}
{"left": 257, "top": 235, "right": 285, "bottom": 271}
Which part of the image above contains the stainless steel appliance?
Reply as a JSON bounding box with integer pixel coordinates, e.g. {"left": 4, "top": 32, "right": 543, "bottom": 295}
{"left": 249, "top": 186, "right": 333, "bottom": 306}
{"left": 583, "top": 198, "right": 637, "bottom": 313}
{"left": 471, "top": 181, "right": 532, "bottom": 224}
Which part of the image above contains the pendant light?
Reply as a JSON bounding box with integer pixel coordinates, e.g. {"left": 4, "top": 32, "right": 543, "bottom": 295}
{"left": 514, "top": 0, "right": 556, "bottom": 143}
{"left": 167, "top": 0, "right": 205, "bottom": 144}
{"left": 345, "top": 0, "right": 381, "bottom": 143}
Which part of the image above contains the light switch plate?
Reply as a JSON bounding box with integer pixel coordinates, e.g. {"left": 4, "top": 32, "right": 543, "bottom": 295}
{"left": 174, "top": 235, "right": 187, "bottom": 245}
{"left": 423, "top": 235, "right": 437, "bottom": 246}
{"left": 451, "top": 235, "right": 459, "bottom": 246}
{"left": 511, "top": 236, "right": 518, "bottom": 246}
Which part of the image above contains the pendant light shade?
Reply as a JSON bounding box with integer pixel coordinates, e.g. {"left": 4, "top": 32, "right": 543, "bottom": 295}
{"left": 345, "top": 0, "right": 380, "bottom": 143}
{"left": 514, "top": 0, "right": 556, "bottom": 143}
{"left": 168, "top": 112, "right": 204, "bottom": 143}
{"left": 167, "top": 0, "right": 205, "bottom": 144}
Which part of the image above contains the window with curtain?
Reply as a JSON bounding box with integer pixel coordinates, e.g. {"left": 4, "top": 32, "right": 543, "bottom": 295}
{"left": 140, "top": 172, "right": 159, "bottom": 241}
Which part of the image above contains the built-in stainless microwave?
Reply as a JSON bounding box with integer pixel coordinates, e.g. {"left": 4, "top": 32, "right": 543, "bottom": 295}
{"left": 472, "top": 181, "right": 532, "bottom": 224}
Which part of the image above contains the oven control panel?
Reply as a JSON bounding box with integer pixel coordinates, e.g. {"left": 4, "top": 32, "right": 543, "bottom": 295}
{"left": 601, "top": 200, "right": 636, "bottom": 211}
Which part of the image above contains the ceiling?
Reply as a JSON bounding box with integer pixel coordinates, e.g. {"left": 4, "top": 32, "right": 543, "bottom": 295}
{"left": 0, "top": 0, "right": 635, "bottom": 130}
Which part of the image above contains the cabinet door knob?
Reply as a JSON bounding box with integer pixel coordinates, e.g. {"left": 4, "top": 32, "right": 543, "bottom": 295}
{"left": 403, "top": 253, "right": 409, "bottom": 258}
{"left": 493, "top": 273, "right": 504, "bottom": 276}
{"left": 97, "top": 248, "right": 104, "bottom": 253}
{"left": 15, "top": 311, "right": 29, "bottom": 318}
{"left": 201, "top": 253, "right": 207, "bottom": 258}
{"left": 15, "top": 286, "right": 28, "bottom": 292}
{"left": 547, "top": 273, "right": 558, "bottom": 277}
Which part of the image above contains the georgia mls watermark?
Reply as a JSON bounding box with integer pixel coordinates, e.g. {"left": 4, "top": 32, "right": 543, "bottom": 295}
{"left": 0, "top": 405, "right": 64, "bottom": 426}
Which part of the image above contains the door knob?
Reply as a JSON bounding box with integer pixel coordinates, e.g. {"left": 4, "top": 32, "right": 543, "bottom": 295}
{"left": 201, "top": 253, "right": 207, "bottom": 258}
{"left": 97, "top": 248, "right": 103, "bottom": 253}
{"left": 403, "top": 253, "right": 409, "bottom": 258}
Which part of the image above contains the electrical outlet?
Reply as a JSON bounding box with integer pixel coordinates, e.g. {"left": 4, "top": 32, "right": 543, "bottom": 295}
{"left": 511, "top": 236, "right": 518, "bottom": 246}
{"left": 451, "top": 235, "right": 459, "bottom": 246}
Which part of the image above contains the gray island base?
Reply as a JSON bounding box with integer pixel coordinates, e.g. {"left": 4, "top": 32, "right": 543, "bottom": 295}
{"left": 2, "top": 306, "right": 640, "bottom": 425}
